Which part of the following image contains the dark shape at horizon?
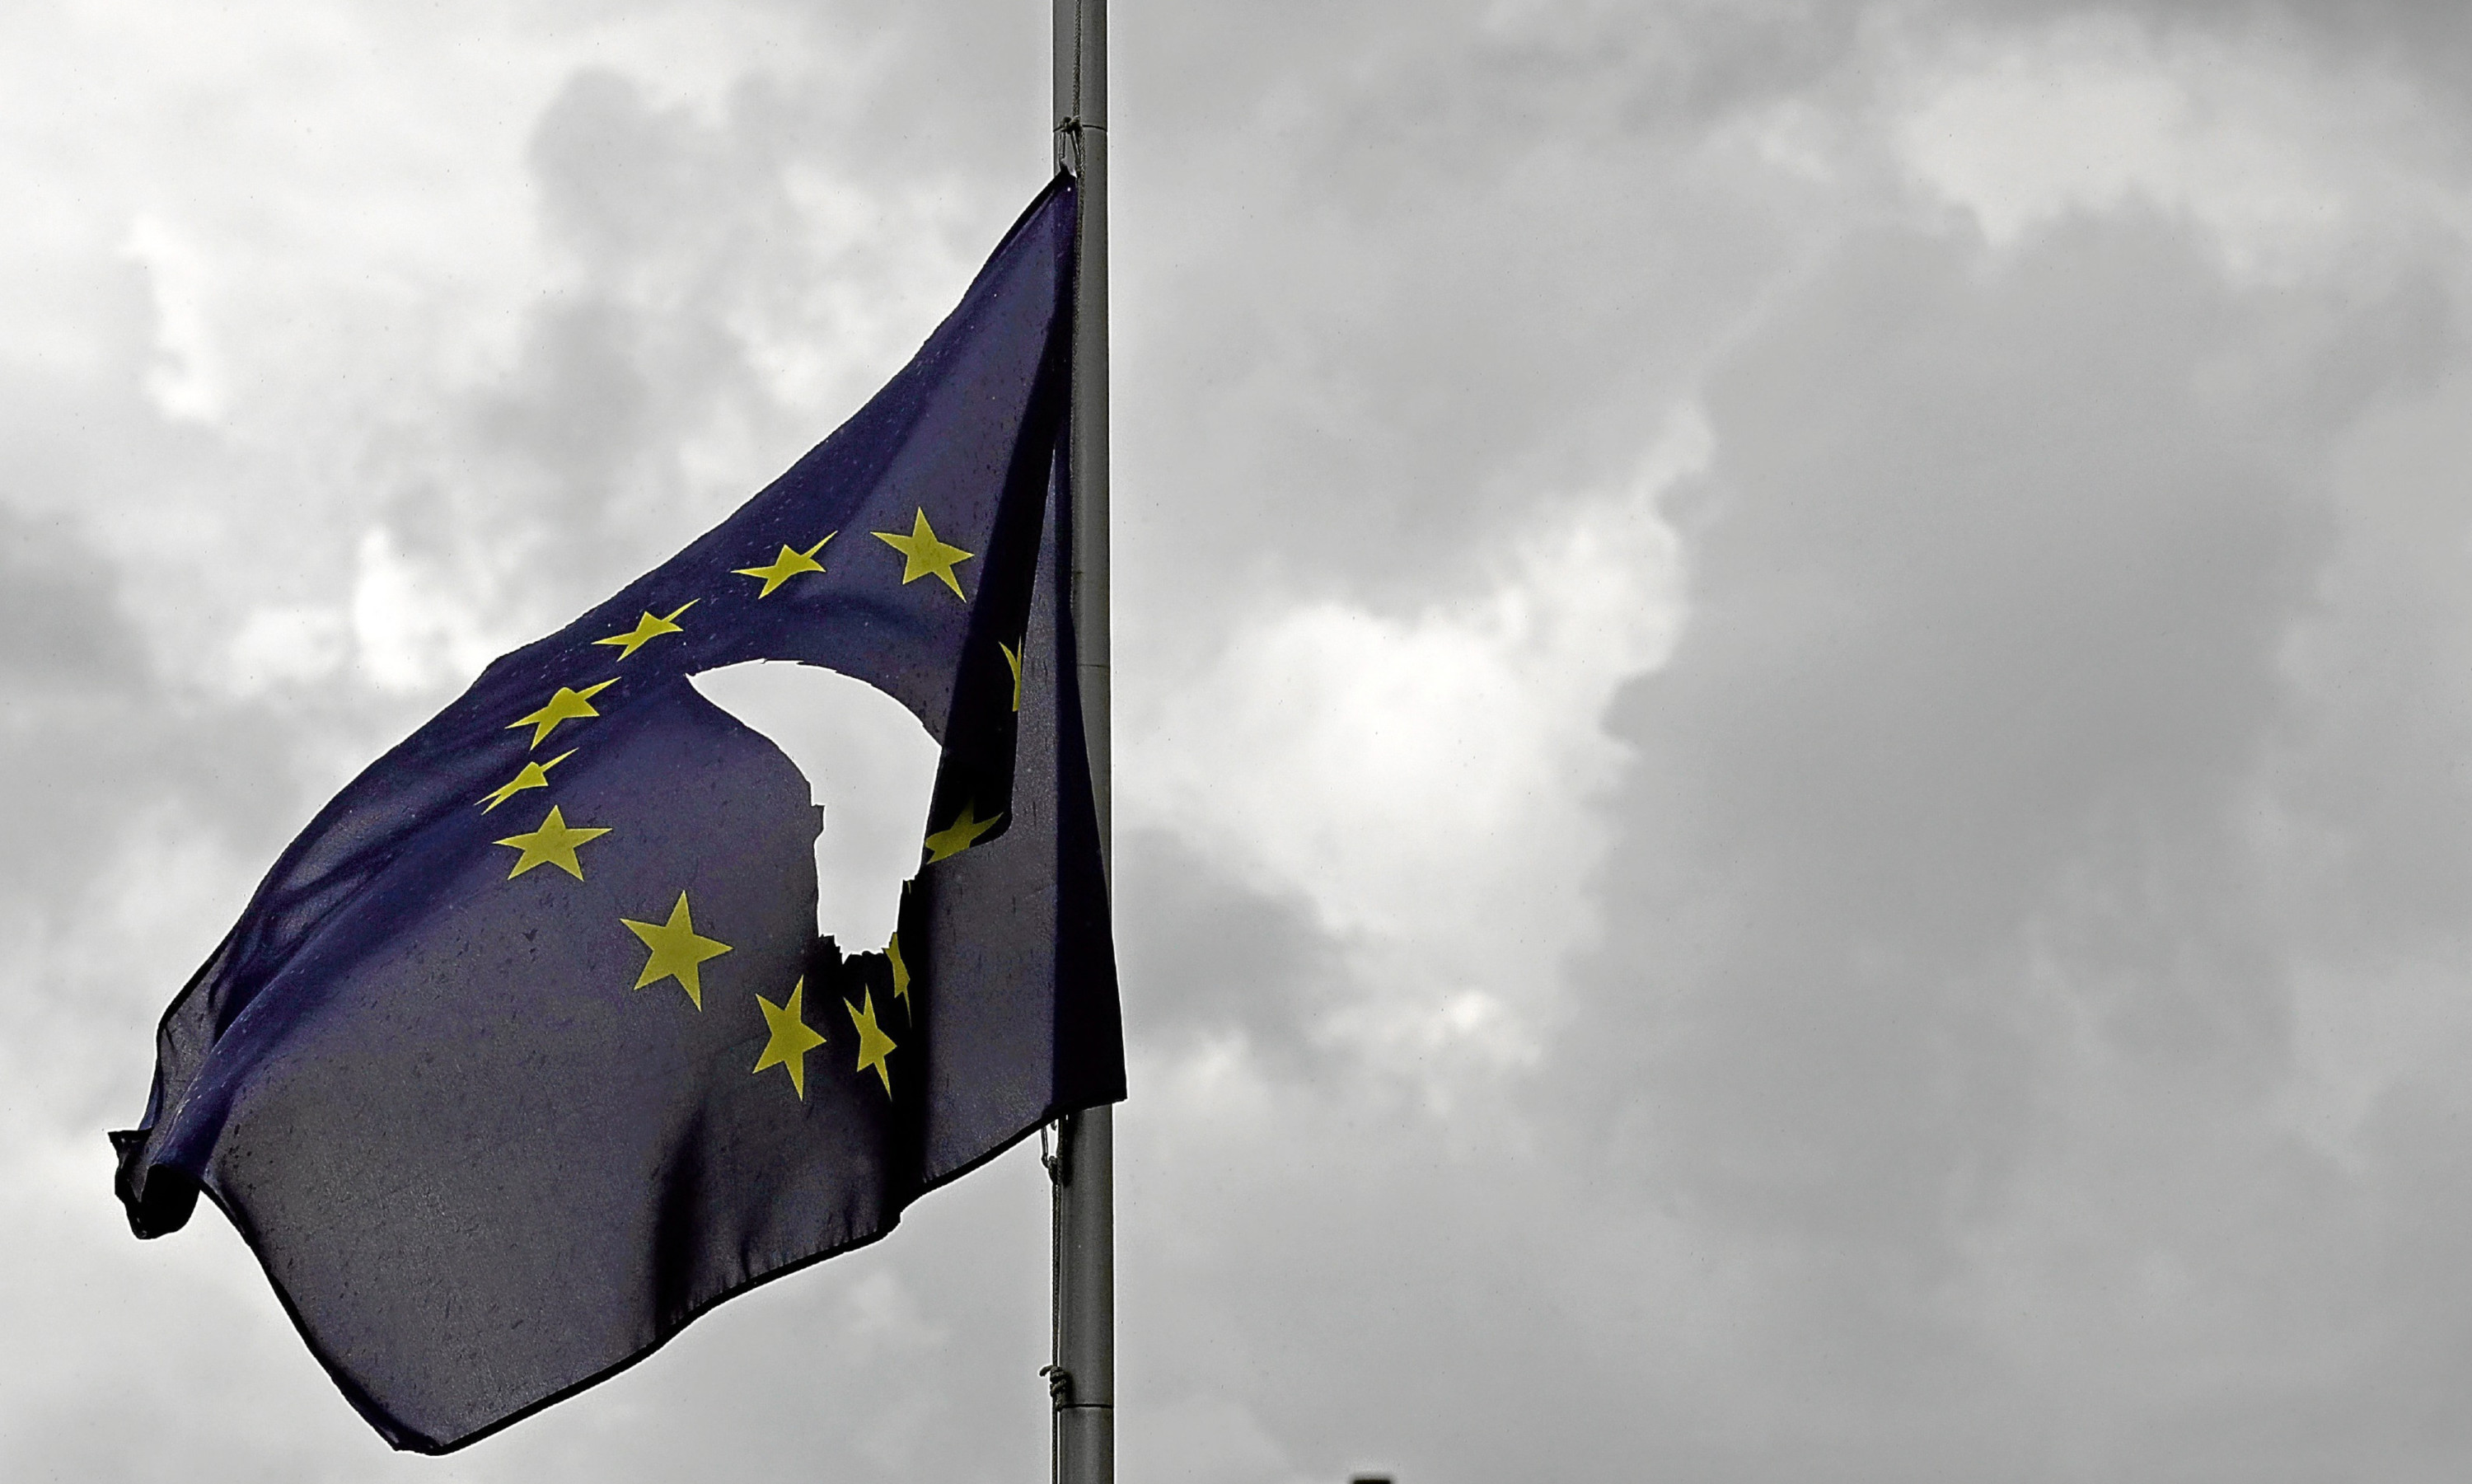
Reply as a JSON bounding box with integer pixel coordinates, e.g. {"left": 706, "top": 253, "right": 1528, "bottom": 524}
{"left": 108, "top": 172, "right": 1122, "bottom": 1455}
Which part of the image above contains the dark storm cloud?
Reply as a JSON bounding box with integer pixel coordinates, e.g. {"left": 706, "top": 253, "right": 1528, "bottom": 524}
{"left": 0, "top": 507, "right": 158, "bottom": 900}
{"left": 397, "top": 44, "right": 1060, "bottom": 632}
{"left": 0, "top": 506, "right": 149, "bottom": 691}
{"left": 1108, "top": 2, "right": 1805, "bottom": 630}
{"left": 0, "top": 502, "right": 299, "bottom": 913}
{"left": 1113, "top": 826, "right": 1350, "bottom": 1070}
{"left": 1585, "top": 211, "right": 2335, "bottom": 1238}
{"left": 378, "top": 68, "right": 807, "bottom": 619}
{"left": 2266, "top": 376, "right": 2472, "bottom": 949}
{"left": 1537, "top": 199, "right": 2466, "bottom": 1468}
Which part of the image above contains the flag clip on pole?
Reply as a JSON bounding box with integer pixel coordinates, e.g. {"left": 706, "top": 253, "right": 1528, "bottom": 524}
{"left": 1051, "top": 3, "right": 1112, "bottom": 1484}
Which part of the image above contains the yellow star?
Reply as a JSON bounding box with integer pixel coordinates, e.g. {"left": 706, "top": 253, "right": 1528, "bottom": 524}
{"left": 592, "top": 600, "right": 697, "bottom": 660}
{"left": 493, "top": 805, "right": 611, "bottom": 880}
{"left": 845, "top": 988, "right": 897, "bottom": 1096}
{"left": 1000, "top": 641, "right": 1022, "bottom": 712}
{"left": 751, "top": 976, "right": 830, "bottom": 1098}
{"left": 872, "top": 508, "right": 973, "bottom": 600}
{"left": 508, "top": 679, "right": 617, "bottom": 749}
{"left": 622, "top": 891, "right": 733, "bottom": 1009}
{"left": 923, "top": 801, "right": 1003, "bottom": 864}
{"left": 480, "top": 750, "right": 575, "bottom": 812}
{"left": 734, "top": 535, "right": 835, "bottom": 597}
{"left": 887, "top": 930, "right": 911, "bottom": 1012}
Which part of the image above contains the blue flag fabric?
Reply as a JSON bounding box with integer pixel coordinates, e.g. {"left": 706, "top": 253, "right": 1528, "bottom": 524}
{"left": 110, "top": 174, "right": 1121, "bottom": 1454}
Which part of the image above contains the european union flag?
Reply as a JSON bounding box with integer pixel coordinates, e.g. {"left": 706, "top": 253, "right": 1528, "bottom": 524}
{"left": 110, "top": 175, "right": 1121, "bottom": 1454}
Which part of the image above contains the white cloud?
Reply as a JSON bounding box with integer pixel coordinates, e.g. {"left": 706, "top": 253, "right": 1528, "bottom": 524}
{"left": 349, "top": 527, "right": 506, "bottom": 694}
{"left": 123, "top": 214, "right": 230, "bottom": 424}
{"left": 222, "top": 604, "right": 353, "bottom": 695}
{"left": 1123, "top": 408, "right": 1707, "bottom": 1079}
{"left": 1892, "top": 17, "right": 2458, "bottom": 285}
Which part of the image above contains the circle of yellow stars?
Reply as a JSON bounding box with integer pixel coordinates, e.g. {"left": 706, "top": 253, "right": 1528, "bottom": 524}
{"left": 468, "top": 500, "right": 1034, "bottom": 1106}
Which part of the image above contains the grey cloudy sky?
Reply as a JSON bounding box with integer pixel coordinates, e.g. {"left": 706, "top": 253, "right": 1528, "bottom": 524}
{"left": 8, "top": 0, "right": 2472, "bottom": 1479}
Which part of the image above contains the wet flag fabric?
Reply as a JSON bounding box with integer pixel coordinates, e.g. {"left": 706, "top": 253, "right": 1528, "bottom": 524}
{"left": 109, "top": 174, "right": 1121, "bottom": 1454}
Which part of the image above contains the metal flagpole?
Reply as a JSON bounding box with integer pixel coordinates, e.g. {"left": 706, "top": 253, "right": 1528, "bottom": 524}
{"left": 1049, "top": 3, "right": 1112, "bottom": 1484}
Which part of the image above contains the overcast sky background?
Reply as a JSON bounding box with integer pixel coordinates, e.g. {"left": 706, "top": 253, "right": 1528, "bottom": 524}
{"left": 9, "top": 0, "right": 2472, "bottom": 1479}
